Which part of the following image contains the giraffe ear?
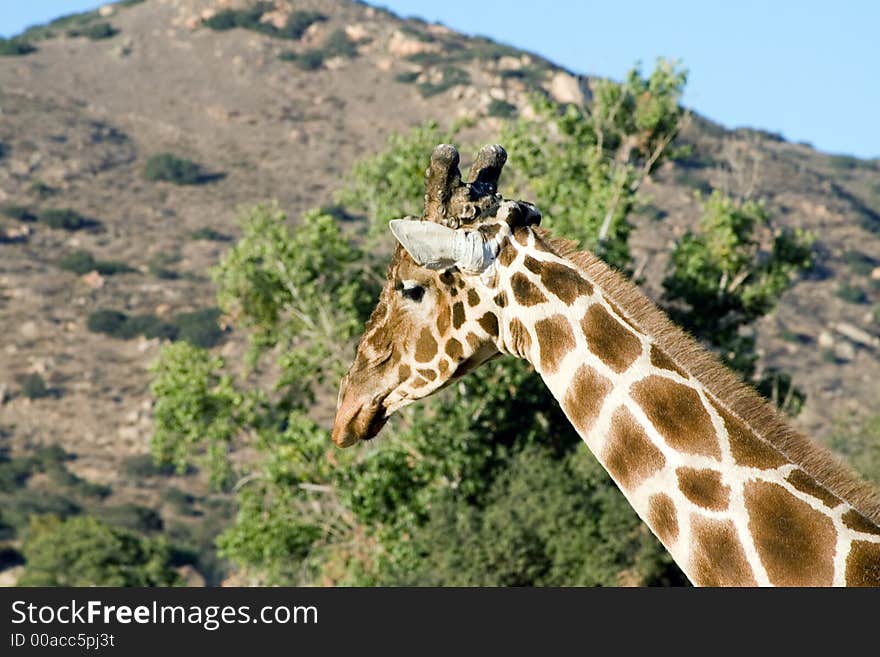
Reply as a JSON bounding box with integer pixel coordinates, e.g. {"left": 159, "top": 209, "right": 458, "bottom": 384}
{"left": 389, "top": 219, "right": 495, "bottom": 272}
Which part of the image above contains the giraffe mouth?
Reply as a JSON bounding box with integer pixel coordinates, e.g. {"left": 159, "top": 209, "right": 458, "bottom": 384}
{"left": 331, "top": 393, "right": 389, "bottom": 447}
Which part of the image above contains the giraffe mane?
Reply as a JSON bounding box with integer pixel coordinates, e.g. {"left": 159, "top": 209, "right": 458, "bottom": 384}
{"left": 533, "top": 227, "right": 880, "bottom": 524}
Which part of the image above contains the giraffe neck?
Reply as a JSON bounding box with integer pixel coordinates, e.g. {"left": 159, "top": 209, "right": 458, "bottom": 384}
{"left": 491, "top": 228, "right": 880, "bottom": 586}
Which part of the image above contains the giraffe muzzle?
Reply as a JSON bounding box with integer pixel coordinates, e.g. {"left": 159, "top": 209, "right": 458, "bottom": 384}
{"left": 331, "top": 393, "right": 389, "bottom": 447}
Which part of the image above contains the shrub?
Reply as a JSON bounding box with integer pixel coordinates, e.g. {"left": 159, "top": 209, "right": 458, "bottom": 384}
{"left": 58, "top": 250, "right": 132, "bottom": 276}
{"left": 148, "top": 251, "right": 181, "bottom": 279}
{"left": 278, "top": 51, "right": 297, "bottom": 62}
{"left": 0, "top": 454, "right": 33, "bottom": 493}
{"left": 38, "top": 208, "right": 91, "bottom": 231}
{"left": 295, "top": 49, "right": 324, "bottom": 71}
{"left": 1, "top": 205, "right": 37, "bottom": 222}
{"left": 190, "top": 227, "right": 232, "bottom": 242}
{"left": 0, "top": 38, "right": 36, "bottom": 56}
{"left": 68, "top": 22, "right": 118, "bottom": 40}
{"left": 30, "top": 180, "right": 55, "bottom": 198}
{"left": 122, "top": 454, "right": 178, "bottom": 478}
{"left": 46, "top": 463, "right": 111, "bottom": 499}
{"left": 322, "top": 29, "right": 357, "bottom": 58}
{"left": 19, "top": 374, "right": 50, "bottom": 400}
{"left": 203, "top": 4, "right": 325, "bottom": 40}
{"left": 87, "top": 309, "right": 178, "bottom": 341}
{"left": 835, "top": 283, "right": 869, "bottom": 304}
{"left": 173, "top": 308, "right": 224, "bottom": 348}
{"left": 842, "top": 250, "right": 878, "bottom": 276}
{"left": 18, "top": 515, "right": 179, "bottom": 586}
{"left": 417, "top": 66, "right": 470, "bottom": 97}
{"left": 102, "top": 504, "right": 164, "bottom": 533}
{"left": 86, "top": 309, "right": 128, "bottom": 336}
{"left": 487, "top": 98, "right": 517, "bottom": 118}
{"left": 394, "top": 71, "right": 420, "bottom": 84}
{"left": 162, "top": 487, "right": 199, "bottom": 516}
{"left": 143, "top": 153, "right": 203, "bottom": 185}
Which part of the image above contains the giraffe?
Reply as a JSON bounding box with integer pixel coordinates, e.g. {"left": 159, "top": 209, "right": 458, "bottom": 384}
{"left": 331, "top": 143, "right": 880, "bottom": 586}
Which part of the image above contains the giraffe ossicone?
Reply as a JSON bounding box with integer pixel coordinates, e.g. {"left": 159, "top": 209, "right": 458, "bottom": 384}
{"left": 332, "top": 143, "right": 880, "bottom": 587}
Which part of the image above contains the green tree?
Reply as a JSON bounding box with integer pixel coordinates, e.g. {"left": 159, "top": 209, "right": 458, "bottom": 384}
{"left": 502, "top": 59, "right": 688, "bottom": 269}
{"left": 19, "top": 515, "right": 179, "bottom": 586}
{"left": 662, "top": 190, "right": 814, "bottom": 413}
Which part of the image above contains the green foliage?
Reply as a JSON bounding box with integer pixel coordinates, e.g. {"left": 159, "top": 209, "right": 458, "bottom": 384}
{"left": 102, "top": 504, "right": 164, "bottom": 533}
{"left": 38, "top": 208, "right": 92, "bottom": 231}
{"left": 19, "top": 373, "right": 50, "bottom": 400}
{"left": 67, "top": 22, "right": 118, "bottom": 40}
{"left": 0, "top": 38, "right": 36, "bottom": 56}
{"left": 86, "top": 308, "right": 223, "bottom": 346}
{"left": 834, "top": 283, "right": 869, "bottom": 304}
{"left": 323, "top": 29, "right": 358, "bottom": 58}
{"left": 387, "top": 446, "right": 683, "bottom": 586}
{"left": 30, "top": 180, "right": 56, "bottom": 198}
{"left": 831, "top": 415, "right": 880, "bottom": 483}
{"left": 16, "top": 9, "right": 101, "bottom": 42}
{"left": 502, "top": 59, "right": 688, "bottom": 269}
{"left": 163, "top": 487, "right": 199, "bottom": 516}
{"left": 487, "top": 98, "right": 517, "bottom": 119}
{"left": 173, "top": 308, "right": 225, "bottom": 349}
{"left": 336, "top": 121, "right": 462, "bottom": 242}
{"left": 18, "top": 515, "right": 179, "bottom": 586}
{"left": 122, "top": 453, "right": 178, "bottom": 479}
{"left": 293, "top": 49, "right": 324, "bottom": 71}
{"left": 58, "top": 250, "right": 133, "bottom": 276}
{"left": 203, "top": 4, "right": 325, "bottom": 40}
{"left": 417, "top": 66, "right": 470, "bottom": 97}
{"left": 144, "top": 153, "right": 203, "bottom": 185}
{"left": 1, "top": 205, "right": 37, "bottom": 222}
{"left": 394, "top": 70, "right": 420, "bottom": 84}
{"left": 150, "top": 343, "right": 245, "bottom": 488}
{"left": 662, "top": 191, "right": 814, "bottom": 406}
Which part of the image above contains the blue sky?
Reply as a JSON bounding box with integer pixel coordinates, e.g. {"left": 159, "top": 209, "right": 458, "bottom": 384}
{"left": 2, "top": 1, "right": 878, "bottom": 159}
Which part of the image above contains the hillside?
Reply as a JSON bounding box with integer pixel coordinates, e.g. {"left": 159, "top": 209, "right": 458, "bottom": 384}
{"left": 1, "top": 0, "right": 879, "bottom": 584}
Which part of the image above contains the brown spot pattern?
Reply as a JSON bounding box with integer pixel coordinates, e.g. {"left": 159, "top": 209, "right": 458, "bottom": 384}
{"left": 497, "top": 238, "right": 516, "bottom": 267}
{"left": 523, "top": 255, "right": 543, "bottom": 275}
{"left": 581, "top": 304, "right": 642, "bottom": 373}
{"left": 445, "top": 338, "right": 463, "bottom": 361}
{"left": 786, "top": 469, "right": 841, "bottom": 509}
{"left": 648, "top": 493, "right": 678, "bottom": 544}
{"left": 744, "top": 481, "right": 836, "bottom": 586}
{"left": 438, "top": 360, "right": 449, "bottom": 375}
{"left": 562, "top": 364, "right": 612, "bottom": 434}
{"left": 709, "top": 400, "right": 787, "bottom": 470}
{"left": 414, "top": 327, "right": 438, "bottom": 363}
{"left": 417, "top": 368, "right": 436, "bottom": 381}
{"left": 603, "top": 406, "right": 665, "bottom": 490}
{"left": 452, "top": 302, "right": 465, "bottom": 329}
{"left": 842, "top": 509, "right": 880, "bottom": 536}
{"left": 690, "top": 516, "right": 756, "bottom": 586}
{"left": 539, "top": 261, "right": 594, "bottom": 304}
{"left": 510, "top": 273, "right": 548, "bottom": 306}
{"left": 845, "top": 540, "right": 880, "bottom": 586}
{"left": 533, "top": 315, "right": 576, "bottom": 374}
{"left": 478, "top": 312, "right": 499, "bottom": 337}
{"left": 467, "top": 289, "right": 481, "bottom": 307}
{"left": 513, "top": 227, "right": 529, "bottom": 246}
{"left": 507, "top": 318, "right": 532, "bottom": 359}
{"left": 493, "top": 291, "right": 507, "bottom": 308}
{"left": 465, "top": 332, "right": 481, "bottom": 350}
{"left": 436, "top": 304, "right": 450, "bottom": 335}
{"left": 631, "top": 376, "right": 721, "bottom": 459}
{"left": 398, "top": 364, "right": 411, "bottom": 381}
{"left": 676, "top": 467, "right": 730, "bottom": 511}
{"left": 649, "top": 344, "right": 688, "bottom": 378}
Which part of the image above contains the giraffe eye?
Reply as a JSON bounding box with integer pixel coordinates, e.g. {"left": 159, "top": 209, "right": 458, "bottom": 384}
{"left": 397, "top": 280, "right": 425, "bottom": 302}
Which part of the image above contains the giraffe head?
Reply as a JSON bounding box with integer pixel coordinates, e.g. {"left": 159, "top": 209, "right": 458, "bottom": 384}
{"left": 332, "top": 144, "right": 541, "bottom": 447}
